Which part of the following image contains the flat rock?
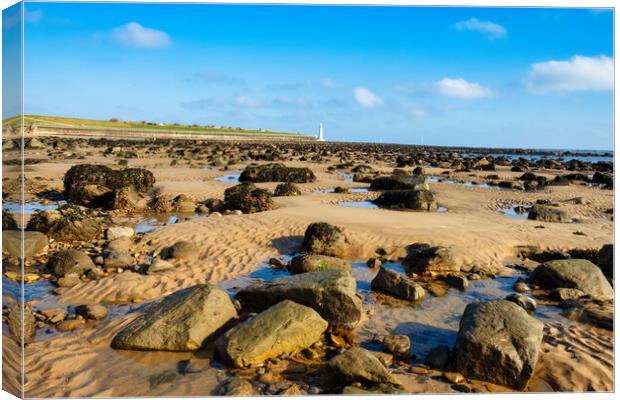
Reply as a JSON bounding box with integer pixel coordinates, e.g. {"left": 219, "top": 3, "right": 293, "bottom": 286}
{"left": 530, "top": 259, "right": 613, "bottom": 301}
{"left": 322, "top": 347, "right": 401, "bottom": 388}
{"left": 75, "top": 304, "right": 108, "bottom": 320}
{"left": 148, "top": 257, "right": 175, "bottom": 274}
{"left": 111, "top": 284, "right": 237, "bottom": 351}
{"left": 454, "top": 300, "right": 544, "bottom": 389}
{"left": 217, "top": 300, "right": 328, "bottom": 367}
{"left": 106, "top": 226, "right": 135, "bottom": 240}
{"left": 287, "top": 254, "right": 351, "bottom": 274}
{"left": 370, "top": 267, "right": 425, "bottom": 301}
{"left": 236, "top": 269, "right": 361, "bottom": 328}
{"left": 57, "top": 318, "right": 86, "bottom": 331}
{"left": 527, "top": 204, "right": 571, "bottom": 223}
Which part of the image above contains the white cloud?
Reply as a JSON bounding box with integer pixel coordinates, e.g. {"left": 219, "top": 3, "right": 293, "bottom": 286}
{"left": 434, "top": 78, "right": 492, "bottom": 99}
{"left": 112, "top": 22, "right": 171, "bottom": 48}
{"left": 455, "top": 17, "right": 507, "bottom": 40}
{"left": 526, "top": 55, "right": 613, "bottom": 93}
{"left": 353, "top": 87, "right": 383, "bottom": 108}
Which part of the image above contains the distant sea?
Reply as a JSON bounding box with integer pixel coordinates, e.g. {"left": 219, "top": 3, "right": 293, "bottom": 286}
{"left": 463, "top": 149, "right": 613, "bottom": 163}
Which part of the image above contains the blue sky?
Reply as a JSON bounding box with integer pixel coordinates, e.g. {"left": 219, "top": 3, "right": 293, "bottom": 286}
{"left": 6, "top": 3, "right": 615, "bottom": 149}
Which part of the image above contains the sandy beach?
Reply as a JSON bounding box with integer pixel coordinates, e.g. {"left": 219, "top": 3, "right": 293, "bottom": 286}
{"left": 2, "top": 137, "right": 614, "bottom": 397}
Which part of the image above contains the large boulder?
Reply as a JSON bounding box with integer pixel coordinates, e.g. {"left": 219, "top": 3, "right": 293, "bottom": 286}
{"left": 223, "top": 183, "right": 275, "bottom": 214}
{"left": 373, "top": 189, "right": 437, "bottom": 211}
{"left": 239, "top": 163, "right": 316, "bottom": 183}
{"left": 529, "top": 259, "right": 613, "bottom": 301}
{"left": 111, "top": 284, "right": 237, "bottom": 351}
{"left": 47, "top": 249, "right": 95, "bottom": 277}
{"left": 369, "top": 175, "right": 427, "bottom": 191}
{"left": 2, "top": 231, "right": 48, "bottom": 258}
{"left": 235, "top": 269, "right": 361, "bottom": 328}
{"left": 454, "top": 300, "right": 544, "bottom": 389}
{"left": 63, "top": 164, "right": 155, "bottom": 208}
{"left": 322, "top": 347, "right": 401, "bottom": 388}
{"left": 403, "top": 243, "right": 459, "bottom": 276}
{"left": 598, "top": 244, "right": 613, "bottom": 279}
{"left": 300, "top": 222, "right": 349, "bottom": 258}
{"left": 287, "top": 254, "right": 351, "bottom": 274}
{"left": 370, "top": 267, "right": 425, "bottom": 301}
{"left": 527, "top": 204, "right": 571, "bottom": 223}
{"left": 217, "top": 300, "right": 328, "bottom": 367}
{"left": 26, "top": 204, "right": 108, "bottom": 242}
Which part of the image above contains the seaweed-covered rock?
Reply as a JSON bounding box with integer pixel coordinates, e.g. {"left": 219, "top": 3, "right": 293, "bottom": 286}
{"left": 300, "top": 222, "right": 349, "bottom": 258}
{"left": 26, "top": 204, "right": 108, "bottom": 242}
{"left": 454, "top": 300, "right": 543, "bottom": 389}
{"left": 217, "top": 300, "right": 328, "bottom": 367}
{"left": 369, "top": 175, "right": 427, "bottom": 191}
{"left": 111, "top": 284, "right": 237, "bottom": 351}
{"left": 223, "top": 183, "right": 275, "bottom": 214}
{"left": 236, "top": 269, "right": 361, "bottom": 328}
{"left": 273, "top": 182, "right": 302, "bottom": 197}
{"left": 239, "top": 163, "right": 316, "bottom": 183}
{"left": 530, "top": 259, "right": 613, "bottom": 301}
{"left": 373, "top": 189, "right": 437, "bottom": 211}
{"left": 63, "top": 164, "right": 155, "bottom": 208}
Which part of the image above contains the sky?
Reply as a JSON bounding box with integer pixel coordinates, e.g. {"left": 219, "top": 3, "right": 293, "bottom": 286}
{"left": 3, "top": 3, "right": 615, "bottom": 149}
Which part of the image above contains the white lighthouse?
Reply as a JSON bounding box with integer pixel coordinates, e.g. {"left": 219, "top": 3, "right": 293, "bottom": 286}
{"left": 317, "top": 123, "right": 325, "bottom": 142}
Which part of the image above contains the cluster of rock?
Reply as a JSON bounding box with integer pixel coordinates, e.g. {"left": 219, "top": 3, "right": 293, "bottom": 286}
{"left": 239, "top": 163, "right": 316, "bottom": 183}
{"left": 63, "top": 164, "right": 155, "bottom": 209}
{"left": 368, "top": 174, "right": 438, "bottom": 212}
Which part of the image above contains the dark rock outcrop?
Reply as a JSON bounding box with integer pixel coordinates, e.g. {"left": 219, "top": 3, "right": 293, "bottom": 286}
{"left": 373, "top": 189, "right": 437, "bottom": 211}
{"left": 64, "top": 164, "right": 155, "bottom": 208}
{"left": 300, "top": 222, "right": 349, "bottom": 258}
{"left": 239, "top": 163, "right": 316, "bottom": 183}
{"left": 223, "top": 183, "right": 275, "bottom": 214}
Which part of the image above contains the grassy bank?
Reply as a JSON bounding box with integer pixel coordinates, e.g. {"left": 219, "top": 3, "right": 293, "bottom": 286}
{"left": 3, "top": 115, "right": 310, "bottom": 138}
